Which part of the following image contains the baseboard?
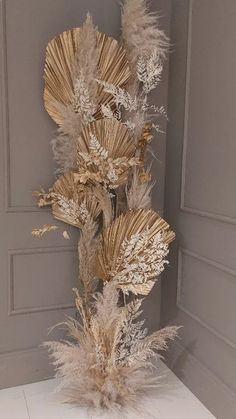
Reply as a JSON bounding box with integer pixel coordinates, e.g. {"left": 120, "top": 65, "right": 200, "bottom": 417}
{"left": 166, "top": 341, "right": 236, "bottom": 419}
{"left": 0, "top": 346, "right": 54, "bottom": 389}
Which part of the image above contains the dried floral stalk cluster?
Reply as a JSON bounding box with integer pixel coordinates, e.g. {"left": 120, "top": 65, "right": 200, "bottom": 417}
{"left": 34, "top": 0, "right": 178, "bottom": 413}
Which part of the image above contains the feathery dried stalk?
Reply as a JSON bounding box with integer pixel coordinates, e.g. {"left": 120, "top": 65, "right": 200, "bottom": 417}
{"left": 126, "top": 167, "right": 154, "bottom": 210}
{"left": 121, "top": 0, "right": 169, "bottom": 66}
{"left": 45, "top": 283, "right": 179, "bottom": 411}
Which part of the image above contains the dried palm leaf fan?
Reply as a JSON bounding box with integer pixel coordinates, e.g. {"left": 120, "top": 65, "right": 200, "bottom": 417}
{"left": 49, "top": 172, "right": 101, "bottom": 228}
{"left": 96, "top": 209, "right": 175, "bottom": 295}
{"left": 77, "top": 118, "right": 135, "bottom": 155}
{"left": 44, "top": 28, "right": 131, "bottom": 125}
{"left": 76, "top": 118, "right": 138, "bottom": 187}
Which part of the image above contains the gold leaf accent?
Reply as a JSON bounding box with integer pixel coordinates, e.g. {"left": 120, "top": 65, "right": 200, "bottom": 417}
{"left": 44, "top": 29, "right": 131, "bottom": 125}
{"left": 96, "top": 209, "right": 175, "bottom": 295}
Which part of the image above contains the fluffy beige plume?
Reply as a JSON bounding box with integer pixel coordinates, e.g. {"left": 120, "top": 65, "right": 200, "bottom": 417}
{"left": 49, "top": 14, "right": 99, "bottom": 173}
{"left": 126, "top": 167, "right": 154, "bottom": 210}
{"left": 121, "top": 0, "right": 169, "bottom": 66}
{"left": 44, "top": 282, "right": 179, "bottom": 411}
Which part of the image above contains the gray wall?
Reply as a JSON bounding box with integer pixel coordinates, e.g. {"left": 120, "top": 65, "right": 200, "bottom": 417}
{"left": 163, "top": 1, "right": 236, "bottom": 418}
{"left": 0, "top": 0, "right": 170, "bottom": 388}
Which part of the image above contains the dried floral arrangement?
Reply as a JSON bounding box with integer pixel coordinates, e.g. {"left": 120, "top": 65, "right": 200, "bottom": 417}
{"left": 33, "top": 0, "right": 178, "bottom": 414}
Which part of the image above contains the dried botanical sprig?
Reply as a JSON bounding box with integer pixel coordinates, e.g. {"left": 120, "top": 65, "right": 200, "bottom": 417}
{"left": 72, "top": 77, "right": 97, "bottom": 123}
{"left": 137, "top": 49, "right": 163, "bottom": 94}
{"left": 31, "top": 224, "right": 58, "bottom": 237}
{"left": 97, "top": 79, "right": 137, "bottom": 111}
{"left": 45, "top": 282, "right": 179, "bottom": 411}
{"left": 96, "top": 209, "right": 175, "bottom": 295}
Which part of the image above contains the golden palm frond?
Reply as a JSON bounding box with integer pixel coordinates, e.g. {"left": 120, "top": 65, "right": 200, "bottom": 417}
{"left": 96, "top": 209, "right": 175, "bottom": 295}
{"left": 76, "top": 118, "right": 139, "bottom": 188}
{"left": 44, "top": 28, "right": 131, "bottom": 125}
{"left": 77, "top": 118, "right": 136, "bottom": 156}
{"left": 38, "top": 172, "right": 101, "bottom": 228}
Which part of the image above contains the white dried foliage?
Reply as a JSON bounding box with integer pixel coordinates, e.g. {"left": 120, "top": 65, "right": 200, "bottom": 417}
{"left": 55, "top": 195, "right": 90, "bottom": 226}
{"left": 137, "top": 49, "right": 163, "bottom": 94}
{"left": 109, "top": 229, "right": 170, "bottom": 295}
{"left": 121, "top": 0, "right": 169, "bottom": 66}
{"left": 45, "top": 282, "right": 178, "bottom": 411}
{"left": 73, "top": 77, "right": 97, "bottom": 123}
{"left": 97, "top": 79, "right": 137, "bottom": 111}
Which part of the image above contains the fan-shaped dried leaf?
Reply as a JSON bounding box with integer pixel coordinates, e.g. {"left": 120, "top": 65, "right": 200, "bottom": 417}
{"left": 96, "top": 209, "right": 175, "bottom": 295}
{"left": 46, "top": 172, "right": 101, "bottom": 228}
{"left": 76, "top": 118, "right": 139, "bottom": 188}
{"left": 44, "top": 28, "right": 131, "bottom": 125}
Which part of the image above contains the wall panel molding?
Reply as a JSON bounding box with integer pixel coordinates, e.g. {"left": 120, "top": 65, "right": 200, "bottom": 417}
{"left": 177, "top": 247, "right": 236, "bottom": 350}
{"left": 167, "top": 340, "right": 236, "bottom": 418}
{"left": 0, "top": 0, "right": 43, "bottom": 213}
{"left": 8, "top": 246, "right": 76, "bottom": 316}
{"left": 0, "top": 346, "right": 54, "bottom": 389}
{"left": 179, "top": 0, "right": 236, "bottom": 225}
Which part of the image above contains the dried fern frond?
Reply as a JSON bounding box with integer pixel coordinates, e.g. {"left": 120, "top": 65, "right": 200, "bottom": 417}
{"left": 76, "top": 119, "right": 140, "bottom": 189}
{"left": 121, "top": 0, "right": 169, "bottom": 66}
{"left": 44, "top": 283, "right": 179, "bottom": 411}
{"left": 44, "top": 27, "right": 131, "bottom": 126}
{"left": 96, "top": 209, "right": 175, "bottom": 295}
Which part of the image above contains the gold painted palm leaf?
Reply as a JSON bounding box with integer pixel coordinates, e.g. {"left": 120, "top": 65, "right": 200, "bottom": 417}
{"left": 77, "top": 118, "right": 135, "bottom": 155}
{"left": 96, "top": 209, "right": 175, "bottom": 295}
{"left": 44, "top": 29, "right": 131, "bottom": 125}
{"left": 76, "top": 118, "right": 138, "bottom": 188}
{"left": 51, "top": 172, "right": 101, "bottom": 228}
